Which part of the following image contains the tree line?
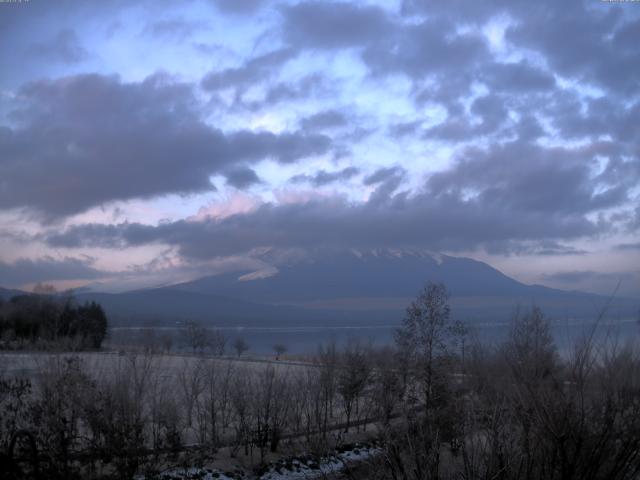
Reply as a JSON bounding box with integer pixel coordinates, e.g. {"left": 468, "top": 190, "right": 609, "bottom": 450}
{"left": 0, "top": 294, "right": 108, "bottom": 350}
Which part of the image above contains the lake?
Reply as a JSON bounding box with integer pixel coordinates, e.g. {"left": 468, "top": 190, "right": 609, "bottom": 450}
{"left": 108, "top": 317, "right": 640, "bottom": 356}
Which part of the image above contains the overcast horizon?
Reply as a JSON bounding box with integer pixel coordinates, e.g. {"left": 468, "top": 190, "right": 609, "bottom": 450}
{"left": 1, "top": 0, "right": 639, "bottom": 298}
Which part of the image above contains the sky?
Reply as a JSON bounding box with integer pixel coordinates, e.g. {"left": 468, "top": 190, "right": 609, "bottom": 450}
{"left": 0, "top": 0, "right": 639, "bottom": 297}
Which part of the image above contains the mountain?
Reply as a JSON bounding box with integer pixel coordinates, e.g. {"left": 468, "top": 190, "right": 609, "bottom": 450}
{"left": 167, "top": 249, "right": 638, "bottom": 323}
{"left": 3, "top": 249, "right": 637, "bottom": 327}
{"left": 0, "top": 287, "right": 27, "bottom": 301}
{"left": 172, "top": 249, "right": 550, "bottom": 301}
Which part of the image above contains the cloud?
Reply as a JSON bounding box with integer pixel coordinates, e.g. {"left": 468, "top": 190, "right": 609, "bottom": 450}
{"left": 489, "top": 241, "right": 588, "bottom": 257}
{"left": 0, "top": 256, "right": 105, "bottom": 286}
{"left": 615, "top": 242, "right": 640, "bottom": 251}
{"left": 426, "top": 141, "right": 629, "bottom": 217}
{"left": 257, "top": 74, "right": 329, "bottom": 108}
{"left": 201, "top": 48, "right": 297, "bottom": 92}
{"left": 362, "top": 19, "right": 489, "bottom": 80}
{"left": 40, "top": 129, "right": 637, "bottom": 259}
{"left": 41, "top": 156, "right": 606, "bottom": 259}
{"left": 363, "top": 166, "right": 406, "bottom": 186}
{"left": 263, "top": 74, "right": 327, "bottom": 104}
{"left": 144, "top": 18, "right": 205, "bottom": 39}
{"left": 424, "top": 94, "right": 509, "bottom": 141}
{"left": 44, "top": 224, "right": 133, "bottom": 249}
{"left": 505, "top": 3, "right": 640, "bottom": 95}
{"left": 280, "top": 1, "right": 393, "bottom": 50}
{"left": 224, "top": 166, "right": 263, "bottom": 189}
{"left": 541, "top": 269, "right": 640, "bottom": 298}
{"left": 26, "top": 28, "right": 88, "bottom": 64}
{"left": 388, "top": 121, "right": 422, "bottom": 138}
{"left": 212, "top": 0, "right": 264, "bottom": 15}
{"left": 0, "top": 73, "right": 330, "bottom": 219}
{"left": 300, "top": 110, "right": 348, "bottom": 130}
{"left": 481, "top": 61, "right": 556, "bottom": 92}
{"left": 290, "top": 167, "right": 359, "bottom": 186}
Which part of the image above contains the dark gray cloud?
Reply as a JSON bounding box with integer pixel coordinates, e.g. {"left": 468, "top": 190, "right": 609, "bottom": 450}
{"left": 362, "top": 19, "right": 489, "bottom": 80}
{"left": 397, "top": 1, "right": 633, "bottom": 97}
{"left": 427, "top": 141, "right": 629, "bottom": 217}
{"left": 0, "top": 73, "right": 330, "bottom": 218}
{"left": 0, "top": 257, "right": 105, "bottom": 286}
{"left": 424, "top": 94, "right": 510, "bottom": 141}
{"left": 363, "top": 166, "right": 406, "bottom": 186}
{"left": 300, "top": 109, "right": 348, "bottom": 130}
{"left": 44, "top": 137, "right": 629, "bottom": 258}
{"left": 26, "top": 28, "right": 88, "bottom": 64}
{"left": 201, "top": 48, "right": 297, "bottom": 92}
{"left": 615, "top": 242, "right": 640, "bottom": 252}
{"left": 400, "top": 0, "right": 498, "bottom": 23}
{"left": 224, "top": 166, "right": 262, "bottom": 189}
{"left": 45, "top": 224, "right": 132, "bottom": 249}
{"left": 388, "top": 121, "right": 422, "bottom": 138}
{"left": 549, "top": 95, "right": 640, "bottom": 146}
{"left": 213, "top": 0, "right": 264, "bottom": 14}
{"left": 613, "top": 17, "right": 640, "bottom": 48}
{"left": 275, "top": 0, "right": 638, "bottom": 146}
{"left": 290, "top": 166, "right": 359, "bottom": 186}
{"left": 480, "top": 61, "right": 556, "bottom": 93}
{"left": 281, "top": 1, "right": 393, "bottom": 50}
{"left": 255, "top": 74, "right": 329, "bottom": 109}
{"left": 41, "top": 186, "right": 598, "bottom": 259}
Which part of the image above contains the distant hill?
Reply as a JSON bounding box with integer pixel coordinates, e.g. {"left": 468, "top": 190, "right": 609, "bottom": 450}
{"left": 2, "top": 249, "right": 638, "bottom": 327}
{"left": 0, "top": 287, "right": 26, "bottom": 301}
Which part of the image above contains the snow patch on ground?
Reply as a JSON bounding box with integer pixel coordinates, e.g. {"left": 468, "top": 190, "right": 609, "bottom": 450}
{"left": 259, "top": 444, "right": 381, "bottom": 480}
{"left": 136, "top": 467, "right": 246, "bottom": 480}
{"left": 137, "top": 444, "right": 380, "bottom": 480}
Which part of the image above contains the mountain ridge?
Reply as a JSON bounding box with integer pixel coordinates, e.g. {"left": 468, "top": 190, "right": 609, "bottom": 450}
{"left": 1, "top": 250, "right": 637, "bottom": 326}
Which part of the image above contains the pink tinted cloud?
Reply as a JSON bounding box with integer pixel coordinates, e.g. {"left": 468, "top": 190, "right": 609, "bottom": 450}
{"left": 190, "top": 192, "right": 263, "bottom": 221}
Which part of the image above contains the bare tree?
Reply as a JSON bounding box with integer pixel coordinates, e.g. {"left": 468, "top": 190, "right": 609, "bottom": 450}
{"left": 337, "top": 341, "right": 372, "bottom": 432}
{"left": 83, "top": 354, "right": 153, "bottom": 480}
{"left": 395, "top": 282, "right": 458, "bottom": 413}
{"left": 160, "top": 333, "right": 173, "bottom": 353}
{"left": 177, "top": 358, "right": 206, "bottom": 429}
{"left": 503, "top": 305, "right": 558, "bottom": 383}
{"left": 194, "top": 359, "right": 235, "bottom": 450}
{"left": 229, "top": 370, "right": 253, "bottom": 457}
{"left": 317, "top": 341, "right": 339, "bottom": 439}
{"left": 233, "top": 337, "right": 249, "bottom": 357}
{"left": 371, "top": 347, "right": 402, "bottom": 426}
{"left": 273, "top": 343, "right": 287, "bottom": 360}
{"left": 250, "top": 365, "right": 292, "bottom": 463}
{"left": 210, "top": 329, "right": 227, "bottom": 357}
{"left": 182, "top": 321, "right": 209, "bottom": 354}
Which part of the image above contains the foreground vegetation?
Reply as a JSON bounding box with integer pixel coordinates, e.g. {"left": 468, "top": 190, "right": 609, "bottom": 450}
{"left": 0, "top": 294, "right": 108, "bottom": 351}
{"left": 1, "top": 283, "right": 639, "bottom": 479}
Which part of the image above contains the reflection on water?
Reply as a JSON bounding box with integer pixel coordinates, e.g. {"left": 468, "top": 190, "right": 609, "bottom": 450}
{"left": 108, "top": 318, "right": 640, "bottom": 355}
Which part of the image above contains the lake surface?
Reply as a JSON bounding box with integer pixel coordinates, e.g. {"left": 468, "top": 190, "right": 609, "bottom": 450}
{"left": 109, "top": 318, "right": 640, "bottom": 356}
